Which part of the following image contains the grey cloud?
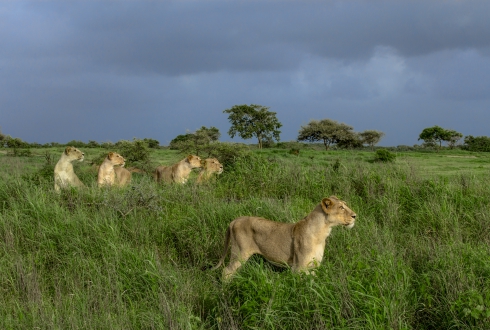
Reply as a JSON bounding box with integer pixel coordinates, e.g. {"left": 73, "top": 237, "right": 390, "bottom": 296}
{"left": 4, "top": 1, "right": 490, "bottom": 77}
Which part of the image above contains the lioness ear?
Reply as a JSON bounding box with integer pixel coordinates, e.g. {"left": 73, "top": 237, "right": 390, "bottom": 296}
{"left": 321, "top": 197, "right": 333, "bottom": 214}
{"left": 65, "top": 146, "right": 73, "bottom": 155}
{"left": 186, "top": 155, "right": 193, "bottom": 162}
{"left": 108, "top": 152, "right": 114, "bottom": 159}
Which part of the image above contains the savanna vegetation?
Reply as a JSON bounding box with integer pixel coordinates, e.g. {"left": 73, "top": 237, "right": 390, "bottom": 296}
{"left": 1, "top": 144, "right": 490, "bottom": 329}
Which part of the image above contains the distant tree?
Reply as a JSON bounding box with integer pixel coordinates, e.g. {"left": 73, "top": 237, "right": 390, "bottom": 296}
{"left": 463, "top": 135, "right": 490, "bottom": 152}
{"left": 297, "top": 119, "right": 354, "bottom": 150}
{"left": 418, "top": 126, "right": 462, "bottom": 151}
{"left": 446, "top": 130, "right": 463, "bottom": 149}
{"left": 359, "top": 130, "right": 385, "bottom": 150}
{"left": 100, "top": 141, "right": 114, "bottom": 149}
{"left": 0, "top": 128, "right": 6, "bottom": 146}
{"left": 87, "top": 140, "right": 100, "bottom": 148}
{"left": 169, "top": 134, "right": 192, "bottom": 150}
{"left": 223, "top": 104, "right": 282, "bottom": 149}
{"left": 65, "top": 140, "right": 86, "bottom": 148}
{"left": 5, "top": 137, "right": 28, "bottom": 149}
{"left": 336, "top": 132, "right": 363, "bottom": 149}
{"left": 143, "top": 138, "right": 160, "bottom": 149}
{"left": 116, "top": 138, "right": 151, "bottom": 164}
{"left": 170, "top": 126, "right": 221, "bottom": 156}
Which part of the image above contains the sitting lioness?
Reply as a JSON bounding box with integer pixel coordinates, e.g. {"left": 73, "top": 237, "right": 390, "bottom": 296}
{"left": 54, "top": 146, "right": 85, "bottom": 191}
{"left": 197, "top": 158, "right": 223, "bottom": 183}
{"left": 211, "top": 196, "right": 356, "bottom": 280}
{"left": 97, "top": 152, "right": 127, "bottom": 187}
{"left": 153, "top": 155, "right": 202, "bottom": 184}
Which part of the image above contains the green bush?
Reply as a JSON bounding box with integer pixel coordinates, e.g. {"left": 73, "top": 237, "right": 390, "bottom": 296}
{"left": 374, "top": 149, "right": 396, "bottom": 162}
{"left": 115, "top": 139, "right": 151, "bottom": 165}
{"left": 463, "top": 135, "right": 490, "bottom": 152}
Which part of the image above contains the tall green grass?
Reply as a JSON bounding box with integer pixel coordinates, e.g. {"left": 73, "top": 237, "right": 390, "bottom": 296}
{"left": 0, "top": 150, "right": 489, "bottom": 329}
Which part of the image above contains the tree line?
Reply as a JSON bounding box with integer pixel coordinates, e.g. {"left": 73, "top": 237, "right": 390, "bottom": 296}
{"left": 1, "top": 105, "right": 489, "bottom": 152}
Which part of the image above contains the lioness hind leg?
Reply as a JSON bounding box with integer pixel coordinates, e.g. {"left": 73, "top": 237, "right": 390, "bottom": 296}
{"left": 223, "top": 251, "right": 253, "bottom": 281}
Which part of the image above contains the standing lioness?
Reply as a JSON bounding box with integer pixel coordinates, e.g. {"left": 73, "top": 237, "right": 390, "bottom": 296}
{"left": 212, "top": 196, "right": 356, "bottom": 280}
{"left": 54, "top": 146, "right": 85, "bottom": 191}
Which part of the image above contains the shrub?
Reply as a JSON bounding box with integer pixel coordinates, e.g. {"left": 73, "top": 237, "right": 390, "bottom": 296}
{"left": 204, "top": 142, "right": 251, "bottom": 168}
{"left": 374, "top": 149, "right": 396, "bottom": 162}
{"left": 143, "top": 138, "right": 160, "bottom": 149}
{"left": 463, "top": 135, "right": 490, "bottom": 152}
{"left": 115, "top": 139, "right": 151, "bottom": 164}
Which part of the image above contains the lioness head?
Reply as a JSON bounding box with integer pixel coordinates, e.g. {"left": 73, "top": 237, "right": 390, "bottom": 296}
{"left": 202, "top": 158, "right": 223, "bottom": 175}
{"left": 321, "top": 196, "right": 356, "bottom": 229}
{"left": 186, "top": 155, "right": 202, "bottom": 169}
{"left": 65, "top": 146, "right": 85, "bottom": 162}
{"left": 107, "top": 152, "right": 126, "bottom": 167}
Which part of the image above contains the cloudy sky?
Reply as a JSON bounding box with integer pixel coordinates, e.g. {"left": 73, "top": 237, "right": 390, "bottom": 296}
{"left": 1, "top": 0, "right": 489, "bottom": 146}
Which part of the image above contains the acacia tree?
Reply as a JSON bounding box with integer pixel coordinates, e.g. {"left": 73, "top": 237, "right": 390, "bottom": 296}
{"left": 418, "top": 126, "right": 462, "bottom": 151}
{"left": 297, "top": 119, "right": 354, "bottom": 150}
{"left": 359, "top": 130, "right": 385, "bottom": 150}
{"left": 170, "top": 126, "right": 220, "bottom": 156}
{"left": 446, "top": 130, "right": 463, "bottom": 149}
{"left": 223, "top": 104, "right": 282, "bottom": 149}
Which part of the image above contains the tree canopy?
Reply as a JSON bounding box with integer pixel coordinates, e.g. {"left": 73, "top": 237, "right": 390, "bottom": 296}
{"left": 297, "top": 119, "right": 355, "bottom": 150}
{"left": 223, "top": 104, "right": 282, "bottom": 149}
{"left": 418, "top": 126, "right": 462, "bottom": 151}
{"left": 359, "top": 130, "right": 385, "bottom": 150}
{"left": 170, "top": 126, "right": 221, "bottom": 156}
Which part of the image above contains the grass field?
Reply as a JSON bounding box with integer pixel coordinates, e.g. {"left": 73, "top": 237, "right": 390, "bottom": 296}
{"left": 0, "top": 147, "right": 489, "bottom": 329}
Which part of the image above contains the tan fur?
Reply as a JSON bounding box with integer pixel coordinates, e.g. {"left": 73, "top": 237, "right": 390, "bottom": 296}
{"left": 54, "top": 146, "right": 85, "bottom": 191}
{"left": 197, "top": 158, "right": 223, "bottom": 183}
{"left": 153, "top": 155, "right": 202, "bottom": 184}
{"left": 97, "top": 152, "right": 127, "bottom": 187}
{"left": 211, "top": 196, "right": 357, "bottom": 280}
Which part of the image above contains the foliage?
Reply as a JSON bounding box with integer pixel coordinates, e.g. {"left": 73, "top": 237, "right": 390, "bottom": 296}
{"left": 169, "top": 134, "right": 191, "bottom": 150}
{"left": 297, "top": 119, "right": 355, "bottom": 150}
{"left": 223, "top": 104, "right": 282, "bottom": 149}
{"left": 65, "top": 140, "right": 86, "bottom": 148}
{"left": 143, "top": 138, "right": 160, "bottom": 149}
{"left": 360, "top": 130, "right": 385, "bottom": 150}
{"left": 170, "top": 126, "right": 220, "bottom": 156}
{"left": 87, "top": 140, "right": 99, "bottom": 148}
{"left": 463, "top": 135, "right": 490, "bottom": 152}
{"left": 6, "top": 148, "right": 32, "bottom": 157}
{"left": 0, "top": 128, "right": 6, "bottom": 145}
{"left": 373, "top": 148, "right": 396, "bottom": 162}
{"left": 446, "top": 130, "right": 463, "bottom": 149}
{"left": 418, "top": 126, "right": 462, "bottom": 151}
{"left": 203, "top": 142, "right": 250, "bottom": 168}
{"left": 100, "top": 141, "right": 115, "bottom": 149}
{"left": 336, "top": 132, "right": 363, "bottom": 149}
{"left": 4, "top": 136, "right": 28, "bottom": 149}
{"left": 115, "top": 138, "right": 151, "bottom": 165}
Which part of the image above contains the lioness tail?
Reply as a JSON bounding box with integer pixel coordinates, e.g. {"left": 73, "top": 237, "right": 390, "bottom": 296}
{"left": 210, "top": 226, "right": 231, "bottom": 271}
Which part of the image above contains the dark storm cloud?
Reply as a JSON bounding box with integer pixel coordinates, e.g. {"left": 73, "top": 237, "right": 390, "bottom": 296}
{"left": 2, "top": 0, "right": 490, "bottom": 146}
{"left": 4, "top": 1, "right": 490, "bottom": 75}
